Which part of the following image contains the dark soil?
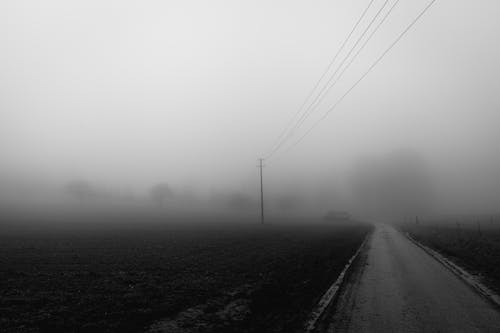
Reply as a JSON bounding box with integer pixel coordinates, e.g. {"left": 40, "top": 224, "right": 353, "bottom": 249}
{"left": 0, "top": 219, "right": 371, "bottom": 332}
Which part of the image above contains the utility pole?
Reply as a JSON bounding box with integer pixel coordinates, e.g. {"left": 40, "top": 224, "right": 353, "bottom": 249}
{"left": 258, "top": 158, "right": 265, "bottom": 224}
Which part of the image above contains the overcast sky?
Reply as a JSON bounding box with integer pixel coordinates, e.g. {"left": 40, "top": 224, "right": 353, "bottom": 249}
{"left": 1, "top": 0, "right": 499, "bottom": 213}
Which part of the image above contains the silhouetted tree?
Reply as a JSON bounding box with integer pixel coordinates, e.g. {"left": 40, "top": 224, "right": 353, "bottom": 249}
{"left": 226, "top": 191, "right": 256, "bottom": 211}
{"left": 351, "top": 149, "right": 434, "bottom": 219}
{"left": 150, "top": 183, "right": 173, "bottom": 206}
{"left": 275, "top": 194, "right": 302, "bottom": 211}
{"left": 65, "top": 180, "right": 94, "bottom": 203}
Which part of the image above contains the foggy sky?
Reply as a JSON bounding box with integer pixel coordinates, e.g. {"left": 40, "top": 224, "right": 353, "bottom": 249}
{"left": 1, "top": 0, "right": 500, "bottom": 216}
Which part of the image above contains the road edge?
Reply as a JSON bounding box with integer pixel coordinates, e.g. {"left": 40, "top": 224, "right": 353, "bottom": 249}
{"left": 303, "top": 230, "right": 371, "bottom": 332}
{"left": 404, "top": 232, "right": 500, "bottom": 310}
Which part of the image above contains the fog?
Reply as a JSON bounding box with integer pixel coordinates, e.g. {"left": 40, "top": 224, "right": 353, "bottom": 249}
{"left": 1, "top": 0, "right": 500, "bottom": 222}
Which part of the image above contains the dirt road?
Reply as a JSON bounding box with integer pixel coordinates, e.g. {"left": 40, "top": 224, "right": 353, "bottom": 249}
{"left": 321, "top": 224, "right": 500, "bottom": 332}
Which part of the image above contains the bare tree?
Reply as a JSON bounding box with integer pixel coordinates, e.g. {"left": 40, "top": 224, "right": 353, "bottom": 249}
{"left": 150, "top": 183, "right": 173, "bottom": 206}
{"left": 351, "top": 149, "right": 434, "bottom": 219}
{"left": 65, "top": 180, "right": 94, "bottom": 203}
{"left": 226, "top": 191, "right": 256, "bottom": 211}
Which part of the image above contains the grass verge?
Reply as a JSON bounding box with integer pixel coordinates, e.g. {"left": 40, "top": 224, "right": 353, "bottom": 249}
{"left": 404, "top": 221, "right": 500, "bottom": 297}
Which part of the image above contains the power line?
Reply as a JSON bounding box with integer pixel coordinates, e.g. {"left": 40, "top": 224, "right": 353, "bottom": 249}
{"left": 264, "top": 0, "right": 376, "bottom": 159}
{"left": 284, "top": 0, "right": 438, "bottom": 155}
{"left": 286, "top": 0, "right": 401, "bottom": 143}
{"left": 326, "top": 0, "right": 402, "bottom": 100}
{"left": 267, "top": 0, "right": 391, "bottom": 159}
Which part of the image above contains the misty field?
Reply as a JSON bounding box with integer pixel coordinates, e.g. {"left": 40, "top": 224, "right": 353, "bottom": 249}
{"left": 404, "top": 219, "right": 500, "bottom": 295}
{"left": 0, "top": 219, "right": 370, "bottom": 332}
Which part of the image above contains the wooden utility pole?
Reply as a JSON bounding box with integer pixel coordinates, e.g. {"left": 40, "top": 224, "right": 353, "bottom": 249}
{"left": 258, "top": 158, "right": 265, "bottom": 224}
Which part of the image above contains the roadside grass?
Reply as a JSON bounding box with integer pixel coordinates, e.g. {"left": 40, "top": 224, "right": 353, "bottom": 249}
{"left": 404, "top": 219, "right": 500, "bottom": 296}
{"left": 0, "top": 220, "right": 371, "bottom": 332}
